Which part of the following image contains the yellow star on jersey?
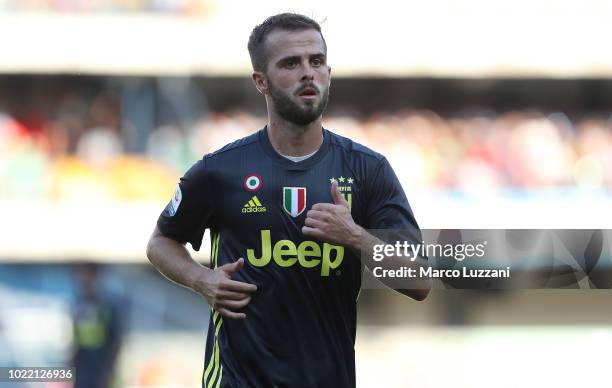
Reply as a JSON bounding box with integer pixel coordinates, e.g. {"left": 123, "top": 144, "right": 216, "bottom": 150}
{"left": 338, "top": 176, "right": 345, "bottom": 183}
{"left": 347, "top": 177, "right": 354, "bottom": 184}
{"left": 329, "top": 177, "right": 337, "bottom": 183}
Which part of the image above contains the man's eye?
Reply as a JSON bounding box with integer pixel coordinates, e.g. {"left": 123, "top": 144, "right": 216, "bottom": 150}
{"left": 312, "top": 58, "right": 323, "bottom": 66}
{"left": 284, "top": 61, "right": 297, "bottom": 68}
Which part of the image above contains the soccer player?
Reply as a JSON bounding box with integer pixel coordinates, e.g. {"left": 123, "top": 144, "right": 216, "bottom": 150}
{"left": 146, "top": 13, "right": 430, "bottom": 388}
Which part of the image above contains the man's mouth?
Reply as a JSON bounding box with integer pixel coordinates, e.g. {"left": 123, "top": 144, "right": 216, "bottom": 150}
{"left": 298, "top": 87, "right": 318, "bottom": 99}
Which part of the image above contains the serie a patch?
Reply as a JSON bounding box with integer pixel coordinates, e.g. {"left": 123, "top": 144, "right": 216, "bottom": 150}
{"left": 167, "top": 184, "right": 182, "bottom": 216}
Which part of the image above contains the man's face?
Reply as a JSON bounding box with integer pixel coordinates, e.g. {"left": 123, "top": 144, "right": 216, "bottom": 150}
{"left": 261, "top": 29, "right": 331, "bottom": 125}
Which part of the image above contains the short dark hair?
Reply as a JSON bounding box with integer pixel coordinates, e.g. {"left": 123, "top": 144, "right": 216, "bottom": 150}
{"left": 248, "top": 13, "right": 326, "bottom": 73}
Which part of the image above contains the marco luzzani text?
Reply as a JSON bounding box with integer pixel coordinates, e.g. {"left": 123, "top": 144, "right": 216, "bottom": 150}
{"left": 371, "top": 241, "right": 511, "bottom": 279}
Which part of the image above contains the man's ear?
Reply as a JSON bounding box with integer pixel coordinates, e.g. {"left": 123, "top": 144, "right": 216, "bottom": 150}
{"left": 252, "top": 71, "right": 268, "bottom": 95}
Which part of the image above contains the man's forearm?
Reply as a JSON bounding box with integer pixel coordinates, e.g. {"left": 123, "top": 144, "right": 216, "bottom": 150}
{"left": 349, "top": 226, "right": 431, "bottom": 301}
{"left": 146, "top": 228, "right": 210, "bottom": 291}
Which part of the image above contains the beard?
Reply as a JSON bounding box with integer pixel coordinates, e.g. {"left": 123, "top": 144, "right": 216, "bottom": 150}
{"left": 268, "top": 80, "right": 330, "bottom": 126}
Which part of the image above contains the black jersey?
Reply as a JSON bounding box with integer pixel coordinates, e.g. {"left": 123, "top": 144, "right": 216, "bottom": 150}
{"left": 157, "top": 126, "right": 421, "bottom": 388}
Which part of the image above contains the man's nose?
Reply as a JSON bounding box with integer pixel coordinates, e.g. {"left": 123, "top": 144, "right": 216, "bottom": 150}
{"left": 300, "top": 60, "right": 315, "bottom": 81}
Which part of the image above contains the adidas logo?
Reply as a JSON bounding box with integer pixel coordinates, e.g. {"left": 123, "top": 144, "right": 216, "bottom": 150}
{"left": 242, "top": 196, "right": 267, "bottom": 213}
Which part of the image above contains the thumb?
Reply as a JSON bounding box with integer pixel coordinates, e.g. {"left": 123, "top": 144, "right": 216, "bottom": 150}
{"left": 221, "top": 257, "right": 244, "bottom": 275}
{"left": 331, "top": 181, "right": 348, "bottom": 207}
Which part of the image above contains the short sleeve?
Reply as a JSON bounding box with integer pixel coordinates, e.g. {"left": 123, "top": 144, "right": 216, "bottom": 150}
{"left": 365, "top": 158, "right": 422, "bottom": 241}
{"left": 157, "top": 158, "right": 215, "bottom": 250}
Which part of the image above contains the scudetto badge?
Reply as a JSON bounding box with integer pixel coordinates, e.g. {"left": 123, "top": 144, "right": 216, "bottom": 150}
{"left": 283, "top": 187, "right": 306, "bottom": 217}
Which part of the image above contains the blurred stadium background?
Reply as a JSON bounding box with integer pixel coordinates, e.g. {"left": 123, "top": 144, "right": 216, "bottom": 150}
{"left": 1, "top": 1, "right": 612, "bottom": 387}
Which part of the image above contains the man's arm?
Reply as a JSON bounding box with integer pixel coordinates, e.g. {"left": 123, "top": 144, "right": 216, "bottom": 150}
{"left": 349, "top": 225, "right": 431, "bottom": 301}
{"left": 302, "top": 182, "right": 431, "bottom": 301}
{"left": 146, "top": 226, "right": 257, "bottom": 319}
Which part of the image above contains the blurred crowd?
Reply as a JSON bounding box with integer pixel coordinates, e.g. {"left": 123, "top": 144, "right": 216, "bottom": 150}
{"left": 0, "top": 0, "right": 210, "bottom": 14}
{"left": 1, "top": 102, "right": 611, "bottom": 203}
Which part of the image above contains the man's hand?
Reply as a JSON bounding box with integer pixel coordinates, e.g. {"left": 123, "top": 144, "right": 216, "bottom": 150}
{"left": 301, "top": 182, "right": 430, "bottom": 301}
{"left": 192, "top": 258, "right": 257, "bottom": 319}
{"left": 302, "top": 181, "right": 362, "bottom": 249}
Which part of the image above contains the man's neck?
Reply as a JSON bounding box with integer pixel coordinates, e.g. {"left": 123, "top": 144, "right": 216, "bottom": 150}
{"left": 267, "top": 116, "right": 324, "bottom": 157}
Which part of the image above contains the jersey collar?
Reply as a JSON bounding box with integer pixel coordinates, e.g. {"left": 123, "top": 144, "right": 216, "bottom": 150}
{"left": 258, "top": 125, "right": 331, "bottom": 171}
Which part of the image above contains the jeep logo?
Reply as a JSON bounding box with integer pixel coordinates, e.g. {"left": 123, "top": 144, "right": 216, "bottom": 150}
{"left": 246, "top": 230, "right": 344, "bottom": 276}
